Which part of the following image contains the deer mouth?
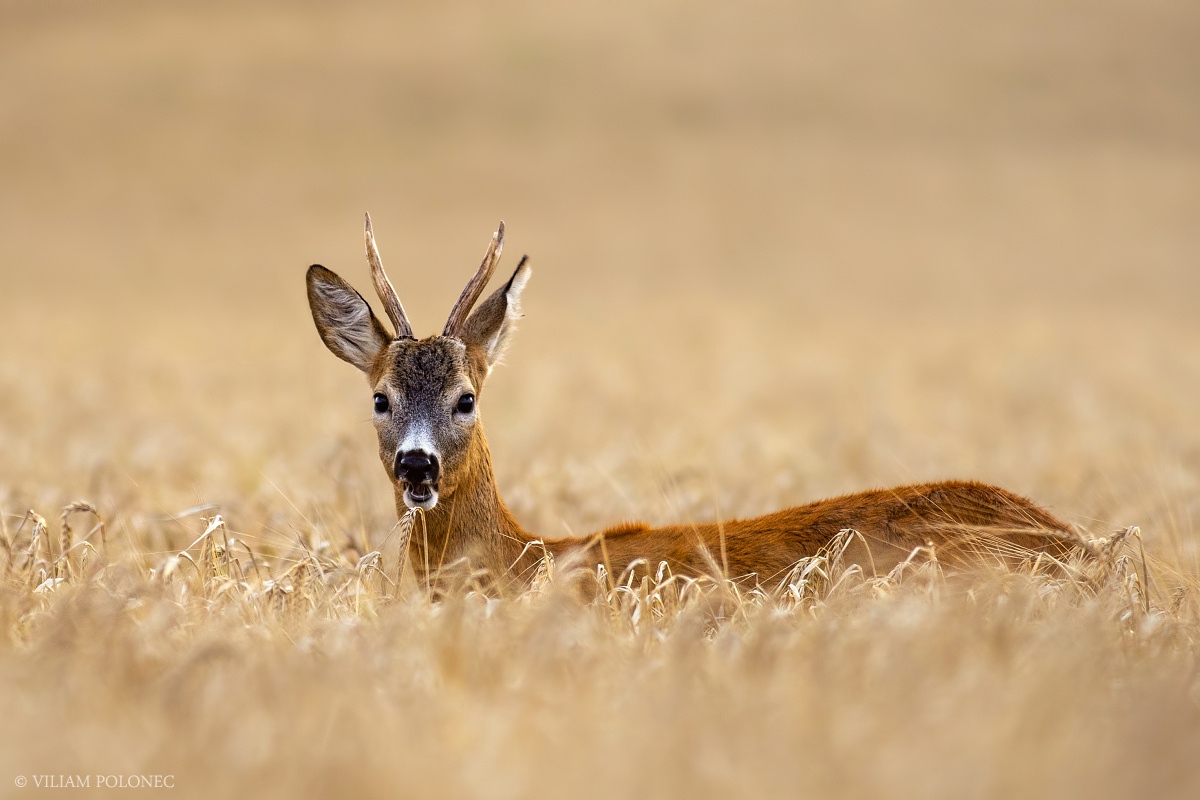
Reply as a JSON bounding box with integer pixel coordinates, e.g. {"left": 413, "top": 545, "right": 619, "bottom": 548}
{"left": 402, "top": 481, "right": 439, "bottom": 510}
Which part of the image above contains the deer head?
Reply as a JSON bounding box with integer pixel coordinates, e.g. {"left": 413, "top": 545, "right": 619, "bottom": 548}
{"left": 306, "top": 214, "right": 531, "bottom": 511}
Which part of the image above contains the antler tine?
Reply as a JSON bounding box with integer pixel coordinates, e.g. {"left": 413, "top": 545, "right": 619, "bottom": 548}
{"left": 365, "top": 212, "right": 413, "bottom": 339}
{"left": 444, "top": 221, "right": 504, "bottom": 338}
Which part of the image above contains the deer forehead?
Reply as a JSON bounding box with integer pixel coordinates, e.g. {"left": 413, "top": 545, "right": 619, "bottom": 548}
{"left": 375, "top": 337, "right": 476, "bottom": 401}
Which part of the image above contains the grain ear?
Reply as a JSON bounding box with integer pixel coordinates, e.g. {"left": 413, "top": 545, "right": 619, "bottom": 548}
{"left": 306, "top": 265, "right": 391, "bottom": 373}
{"left": 459, "top": 256, "right": 531, "bottom": 376}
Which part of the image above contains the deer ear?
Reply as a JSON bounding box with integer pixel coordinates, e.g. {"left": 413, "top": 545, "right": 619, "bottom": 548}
{"left": 459, "top": 256, "right": 531, "bottom": 376}
{"left": 306, "top": 265, "right": 391, "bottom": 373}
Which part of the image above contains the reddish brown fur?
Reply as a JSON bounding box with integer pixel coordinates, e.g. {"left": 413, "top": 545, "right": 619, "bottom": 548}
{"left": 400, "top": 436, "right": 1090, "bottom": 589}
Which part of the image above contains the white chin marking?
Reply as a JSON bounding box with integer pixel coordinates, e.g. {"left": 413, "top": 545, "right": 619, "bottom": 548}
{"left": 403, "top": 488, "right": 439, "bottom": 511}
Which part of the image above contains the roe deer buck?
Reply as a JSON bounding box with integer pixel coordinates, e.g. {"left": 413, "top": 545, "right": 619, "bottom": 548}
{"left": 306, "top": 216, "right": 1091, "bottom": 588}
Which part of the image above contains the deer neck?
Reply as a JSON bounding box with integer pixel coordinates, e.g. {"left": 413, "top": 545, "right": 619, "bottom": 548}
{"left": 397, "top": 429, "right": 537, "bottom": 585}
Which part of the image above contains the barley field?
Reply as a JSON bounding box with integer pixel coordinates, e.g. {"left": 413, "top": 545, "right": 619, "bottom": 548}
{"left": 2, "top": 1, "right": 1200, "bottom": 797}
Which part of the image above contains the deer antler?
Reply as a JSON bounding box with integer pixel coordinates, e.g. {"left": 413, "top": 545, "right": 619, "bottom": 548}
{"left": 444, "top": 221, "right": 504, "bottom": 339}
{"left": 365, "top": 212, "right": 413, "bottom": 339}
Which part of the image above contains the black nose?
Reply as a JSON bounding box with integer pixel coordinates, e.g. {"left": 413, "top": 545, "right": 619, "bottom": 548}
{"left": 395, "top": 450, "right": 440, "bottom": 485}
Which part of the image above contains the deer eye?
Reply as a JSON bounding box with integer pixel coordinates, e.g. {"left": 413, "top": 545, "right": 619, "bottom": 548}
{"left": 455, "top": 393, "right": 475, "bottom": 415}
{"left": 373, "top": 393, "right": 390, "bottom": 414}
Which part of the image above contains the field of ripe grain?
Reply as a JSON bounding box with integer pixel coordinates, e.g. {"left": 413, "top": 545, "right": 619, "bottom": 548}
{"left": 2, "top": 1, "right": 1200, "bottom": 797}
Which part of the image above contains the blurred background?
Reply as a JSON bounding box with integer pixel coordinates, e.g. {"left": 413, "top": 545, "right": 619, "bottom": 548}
{"left": 1, "top": 0, "right": 1198, "bottom": 559}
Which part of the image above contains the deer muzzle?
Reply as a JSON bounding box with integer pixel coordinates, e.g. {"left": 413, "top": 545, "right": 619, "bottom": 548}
{"left": 395, "top": 450, "right": 441, "bottom": 506}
